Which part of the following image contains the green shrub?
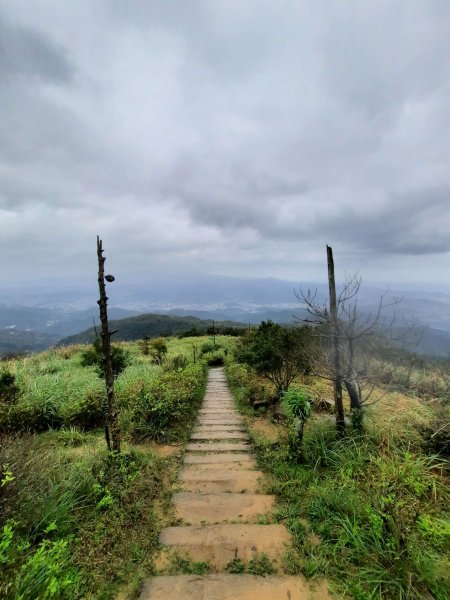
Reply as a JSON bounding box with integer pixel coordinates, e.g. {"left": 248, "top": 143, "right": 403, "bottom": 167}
{"left": 0, "top": 372, "right": 19, "bottom": 404}
{"left": 14, "top": 537, "right": 80, "bottom": 599}
{"left": 1, "top": 520, "right": 79, "bottom": 599}
{"left": 282, "top": 387, "right": 312, "bottom": 461}
{"left": 133, "top": 363, "right": 206, "bottom": 441}
{"left": 234, "top": 321, "right": 313, "bottom": 396}
{"left": 80, "top": 339, "right": 130, "bottom": 378}
{"left": 5, "top": 397, "right": 63, "bottom": 432}
{"left": 200, "top": 341, "right": 222, "bottom": 355}
{"left": 149, "top": 337, "right": 168, "bottom": 365}
{"left": 60, "top": 389, "right": 104, "bottom": 429}
{"left": 166, "top": 354, "right": 188, "bottom": 370}
{"left": 226, "top": 362, "right": 275, "bottom": 407}
{"left": 140, "top": 336, "right": 151, "bottom": 356}
{"left": 202, "top": 349, "right": 225, "bottom": 366}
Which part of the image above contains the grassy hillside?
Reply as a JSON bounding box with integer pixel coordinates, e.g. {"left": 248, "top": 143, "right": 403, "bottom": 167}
{"left": 0, "top": 335, "right": 237, "bottom": 598}
{"left": 1, "top": 331, "right": 448, "bottom": 599}
{"left": 57, "top": 313, "right": 245, "bottom": 346}
{"left": 225, "top": 351, "right": 450, "bottom": 599}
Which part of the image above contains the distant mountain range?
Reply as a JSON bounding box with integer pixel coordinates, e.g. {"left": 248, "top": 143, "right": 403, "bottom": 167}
{"left": 1, "top": 275, "right": 450, "bottom": 356}
{"left": 57, "top": 314, "right": 245, "bottom": 346}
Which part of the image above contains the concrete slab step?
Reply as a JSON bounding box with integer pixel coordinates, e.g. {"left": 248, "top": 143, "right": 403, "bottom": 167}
{"left": 193, "top": 425, "right": 246, "bottom": 432}
{"left": 201, "top": 409, "right": 235, "bottom": 412}
{"left": 140, "top": 574, "right": 331, "bottom": 599}
{"left": 198, "top": 411, "right": 238, "bottom": 415}
{"left": 178, "top": 469, "right": 263, "bottom": 493}
{"left": 198, "top": 416, "right": 238, "bottom": 420}
{"left": 182, "top": 461, "right": 258, "bottom": 472}
{"left": 197, "top": 419, "right": 244, "bottom": 425}
{"left": 190, "top": 431, "right": 249, "bottom": 441}
{"left": 158, "top": 523, "right": 290, "bottom": 567}
{"left": 173, "top": 492, "right": 275, "bottom": 524}
{"left": 186, "top": 442, "right": 250, "bottom": 452}
{"left": 183, "top": 453, "right": 257, "bottom": 465}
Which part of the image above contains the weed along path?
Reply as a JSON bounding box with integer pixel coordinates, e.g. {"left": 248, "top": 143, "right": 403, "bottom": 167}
{"left": 140, "top": 367, "right": 331, "bottom": 600}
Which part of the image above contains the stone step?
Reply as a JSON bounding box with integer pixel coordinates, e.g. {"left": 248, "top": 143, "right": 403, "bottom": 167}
{"left": 190, "top": 431, "right": 249, "bottom": 441}
{"left": 198, "top": 418, "right": 238, "bottom": 422}
{"left": 197, "top": 419, "right": 244, "bottom": 425}
{"left": 158, "top": 524, "right": 290, "bottom": 567}
{"left": 140, "top": 574, "right": 330, "bottom": 599}
{"left": 203, "top": 399, "right": 233, "bottom": 402}
{"left": 193, "top": 425, "right": 246, "bottom": 432}
{"left": 179, "top": 469, "right": 263, "bottom": 493}
{"left": 186, "top": 442, "right": 250, "bottom": 452}
{"left": 199, "top": 404, "right": 237, "bottom": 415}
{"left": 202, "top": 399, "right": 234, "bottom": 403}
{"left": 202, "top": 399, "right": 234, "bottom": 402}
{"left": 173, "top": 492, "right": 275, "bottom": 524}
{"left": 201, "top": 408, "right": 235, "bottom": 412}
{"left": 184, "top": 452, "right": 256, "bottom": 465}
{"left": 182, "top": 461, "right": 258, "bottom": 472}
{"left": 198, "top": 411, "right": 237, "bottom": 415}
{"left": 199, "top": 415, "right": 238, "bottom": 419}
{"left": 184, "top": 453, "right": 257, "bottom": 465}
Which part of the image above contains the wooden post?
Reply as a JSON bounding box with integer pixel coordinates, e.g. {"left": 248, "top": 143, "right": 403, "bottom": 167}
{"left": 327, "top": 245, "right": 346, "bottom": 434}
{"left": 212, "top": 320, "right": 216, "bottom": 347}
{"left": 97, "top": 236, "right": 121, "bottom": 453}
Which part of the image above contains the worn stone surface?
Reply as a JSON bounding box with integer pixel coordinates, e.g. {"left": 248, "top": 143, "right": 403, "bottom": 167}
{"left": 193, "top": 424, "right": 246, "bottom": 431}
{"left": 184, "top": 452, "right": 257, "bottom": 465}
{"left": 197, "top": 419, "right": 244, "bottom": 425}
{"left": 173, "top": 492, "right": 275, "bottom": 524}
{"left": 190, "top": 431, "right": 249, "bottom": 441}
{"left": 201, "top": 410, "right": 234, "bottom": 413}
{"left": 140, "top": 368, "right": 332, "bottom": 599}
{"left": 178, "top": 469, "right": 263, "bottom": 493}
{"left": 140, "top": 575, "right": 332, "bottom": 600}
{"left": 186, "top": 442, "right": 250, "bottom": 452}
{"left": 159, "top": 524, "right": 290, "bottom": 567}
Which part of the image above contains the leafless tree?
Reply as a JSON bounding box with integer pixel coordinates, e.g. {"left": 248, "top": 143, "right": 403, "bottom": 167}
{"left": 296, "top": 245, "right": 422, "bottom": 432}
{"left": 97, "top": 236, "right": 120, "bottom": 453}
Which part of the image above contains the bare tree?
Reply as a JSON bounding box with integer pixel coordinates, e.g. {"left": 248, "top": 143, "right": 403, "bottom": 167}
{"left": 97, "top": 236, "right": 120, "bottom": 453}
{"left": 296, "top": 245, "right": 421, "bottom": 432}
{"left": 327, "top": 245, "right": 345, "bottom": 434}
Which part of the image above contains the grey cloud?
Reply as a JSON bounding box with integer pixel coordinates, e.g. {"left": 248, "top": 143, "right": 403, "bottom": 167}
{"left": 0, "top": 1, "right": 449, "bottom": 287}
{"left": 316, "top": 187, "right": 450, "bottom": 256}
{"left": 0, "top": 12, "right": 74, "bottom": 85}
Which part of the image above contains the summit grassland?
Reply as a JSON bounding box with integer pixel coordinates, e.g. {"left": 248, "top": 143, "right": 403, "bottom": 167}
{"left": 0, "top": 330, "right": 448, "bottom": 600}
{"left": 0, "top": 335, "right": 235, "bottom": 599}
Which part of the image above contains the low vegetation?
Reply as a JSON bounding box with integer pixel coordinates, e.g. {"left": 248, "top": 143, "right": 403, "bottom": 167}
{"left": 226, "top": 325, "right": 450, "bottom": 600}
{"left": 0, "top": 335, "right": 235, "bottom": 599}
{"left": 1, "top": 319, "right": 449, "bottom": 599}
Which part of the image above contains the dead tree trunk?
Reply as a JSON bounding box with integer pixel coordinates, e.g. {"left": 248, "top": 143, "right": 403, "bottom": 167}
{"left": 327, "top": 245, "right": 346, "bottom": 434}
{"left": 97, "top": 236, "right": 120, "bottom": 453}
{"left": 343, "top": 335, "right": 362, "bottom": 410}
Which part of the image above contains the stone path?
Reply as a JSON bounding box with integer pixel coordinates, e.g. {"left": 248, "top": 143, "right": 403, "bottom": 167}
{"left": 140, "top": 368, "right": 330, "bottom": 600}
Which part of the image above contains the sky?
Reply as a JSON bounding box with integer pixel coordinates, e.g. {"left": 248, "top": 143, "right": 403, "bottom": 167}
{"left": 1, "top": 0, "right": 450, "bottom": 291}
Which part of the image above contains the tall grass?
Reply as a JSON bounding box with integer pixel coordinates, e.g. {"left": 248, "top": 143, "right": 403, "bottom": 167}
{"left": 251, "top": 418, "right": 449, "bottom": 599}
{"left": 0, "top": 336, "right": 238, "bottom": 597}
{"left": 0, "top": 433, "right": 168, "bottom": 599}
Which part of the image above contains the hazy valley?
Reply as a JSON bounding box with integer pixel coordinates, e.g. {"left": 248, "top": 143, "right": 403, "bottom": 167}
{"left": 2, "top": 276, "right": 450, "bottom": 357}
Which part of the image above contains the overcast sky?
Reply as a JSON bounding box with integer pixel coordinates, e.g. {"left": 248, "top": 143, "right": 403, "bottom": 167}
{"left": 1, "top": 0, "right": 450, "bottom": 290}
